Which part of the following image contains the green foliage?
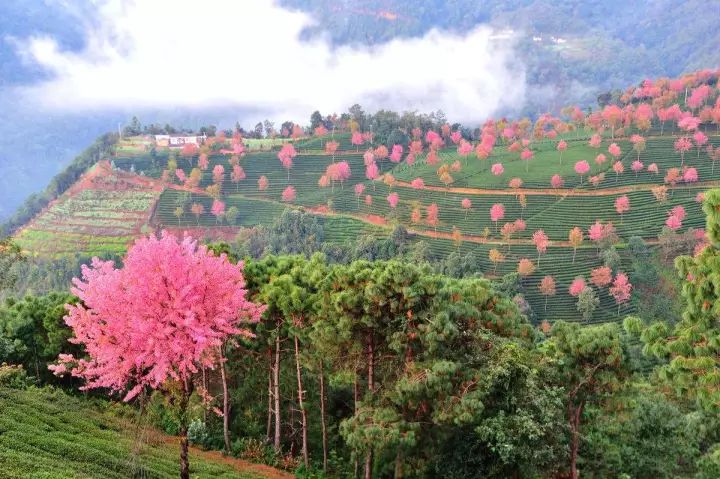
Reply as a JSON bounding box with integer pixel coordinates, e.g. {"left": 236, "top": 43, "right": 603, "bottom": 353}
{"left": 640, "top": 189, "right": 720, "bottom": 411}
{"left": 0, "top": 363, "right": 32, "bottom": 389}
{"left": 0, "top": 292, "right": 78, "bottom": 381}
{"left": 0, "top": 386, "right": 268, "bottom": 478}
{"left": 581, "top": 392, "right": 699, "bottom": 478}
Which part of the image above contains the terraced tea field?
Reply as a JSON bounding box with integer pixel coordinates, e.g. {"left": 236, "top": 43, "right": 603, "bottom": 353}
{"left": 14, "top": 162, "right": 162, "bottom": 256}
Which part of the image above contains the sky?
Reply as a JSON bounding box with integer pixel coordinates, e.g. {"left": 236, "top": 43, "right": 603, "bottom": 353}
{"left": 11, "top": 0, "right": 526, "bottom": 124}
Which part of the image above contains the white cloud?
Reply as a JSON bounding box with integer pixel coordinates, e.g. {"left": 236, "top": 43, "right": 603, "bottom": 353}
{"left": 14, "top": 0, "right": 526, "bottom": 124}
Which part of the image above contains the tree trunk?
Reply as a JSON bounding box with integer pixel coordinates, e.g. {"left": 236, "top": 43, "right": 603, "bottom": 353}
{"left": 266, "top": 349, "right": 273, "bottom": 442}
{"left": 569, "top": 401, "right": 584, "bottom": 479}
{"left": 273, "top": 329, "right": 282, "bottom": 453}
{"left": 294, "top": 335, "right": 309, "bottom": 468}
{"left": 319, "top": 362, "right": 328, "bottom": 473}
{"left": 365, "top": 334, "right": 375, "bottom": 479}
{"left": 179, "top": 379, "right": 194, "bottom": 479}
{"left": 220, "top": 352, "right": 231, "bottom": 453}
{"left": 353, "top": 370, "right": 360, "bottom": 479}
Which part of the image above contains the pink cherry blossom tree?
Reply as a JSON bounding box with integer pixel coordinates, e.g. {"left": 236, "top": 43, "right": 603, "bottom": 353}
{"left": 457, "top": 139, "right": 473, "bottom": 161}
{"left": 595, "top": 153, "right": 607, "bottom": 166}
{"left": 354, "top": 183, "right": 365, "bottom": 208}
{"left": 614, "top": 195, "right": 630, "bottom": 223}
{"left": 257, "top": 175, "right": 269, "bottom": 192}
{"left": 351, "top": 131, "right": 364, "bottom": 151}
{"left": 589, "top": 134, "right": 602, "bottom": 148}
{"left": 211, "top": 199, "right": 226, "bottom": 224}
{"left": 569, "top": 276, "right": 587, "bottom": 297}
{"left": 461, "top": 198, "right": 472, "bottom": 218}
{"left": 411, "top": 178, "right": 425, "bottom": 189}
{"left": 551, "top": 174, "right": 564, "bottom": 189}
{"left": 50, "top": 232, "right": 264, "bottom": 479}
{"left": 491, "top": 163, "right": 505, "bottom": 176}
{"left": 231, "top": 165, "right": 246, "bottom": 191}
{"left": 365, "top": 162, "right": 380, "bottom": 189}
{"left": 212, "top": 164, "right": 225, "bottom": 185}
{"left": 282, "top": 185, "right": 297, "bottom": 202}
{"left": 608, "top": 143, "right": 622, "bottom": 160}
{"left": 532, "top": 229, "right": 549, "bottom": 265}
{"left": 588, "top": 221, "right": 605, "bottom": 250}
{"left": 647, "top": 163, "right": 659, "bottom": 174}
{"left": 557, "top": 139, "right": 568, "bottom": 165}
{"left": 693, "top": 131, "right": 708, "bottom": 159}
{"left": 612, "top": 161, "right": 624, "bottom": 183}
{"left": 574, "top": 160, "right": 590, "bottom": 185}
{"left": 198, "top": 153, "right": 209, "bottom": 171}
{"left": 609, "top": 272, "right": 632, "bottom": 314}
{"left": 278, "top": 143, "right": 298, "bottom": 182}
{"left": 426, "top": 203, "right": 439, "bottom": 231}
{"left": 387, "top": 192, "right": 399, "bottom": 209}
{"left": 390, "top": 144, "right": 403, "bottom": 163}
{"left": 520, "top": 148, "right": 534, "bottom": 172}
{"left": 490, "top": 203, "right": 505, "bottom": 232}
{"left": 674, "top": 137, "right": 692, "bottom": 165}
{"left": 666, "top": 214, "right": 682, "bottom": 230}
{"left": 631, "top": 160, "right": 644, "bottom": 177}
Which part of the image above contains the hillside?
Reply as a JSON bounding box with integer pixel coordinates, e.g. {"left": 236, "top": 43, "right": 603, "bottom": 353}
{"left": 9, "top": 69, "right": 720, "bottom": 324}
{"left": 0, "top": 386, "right": 292, "bottom": 479}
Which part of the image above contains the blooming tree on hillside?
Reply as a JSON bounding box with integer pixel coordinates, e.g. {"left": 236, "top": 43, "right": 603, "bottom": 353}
{"left": 282, "top": 185, "right": 297, "bottom": 203}
{"left": 557, "top": 139, "right": 568, "bottom": 164}
{"left": 278, "top": 144, "right": 298, "bottom": 182}
{"left": 569, "top": 276, "right": 587, "bottom": 297}
{"left": 491, "top": 163, "right": 504, "bottom": 176}
{"left": 426, "top": 203, "right": 439, "bottom": 231}
{"left": 539, "top": 275, "right": 556, "bottom": 311}
{"left": 574, "top": 161, "right": 590, "bottom": 185}
{"left": 461, "top": 198, "right": 472, "bottom": 218}
{"left": 532, "top": 229, "right": 549, "bottom": 265}
{"left": 50, "top": 232, "right": 264, "bottom": 479}
{"left": 614, "top": 195, "right": 630, "bottom": 223}
{"left": 609, "top": 272, "right": 632, "bottom": 314}
{"left": 258, "top": 175, "right": 269, "bottom": 192}
{"left": 490, "top": 203, "right": 505, "bottom": 232}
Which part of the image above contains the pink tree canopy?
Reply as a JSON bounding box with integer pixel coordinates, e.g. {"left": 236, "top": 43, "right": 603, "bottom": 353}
{"left": 609, "top": 273, "right": 632, "bottom": 308}
{"left": 211, "top": 199, "right": 225, "bottom": 221}
{"left": 615, "top": 195, "right": 630, "bottom": 222}
{"left": 411, "top": 178, "right": 425, "bottom": 189}
{"left": 569, "top": 277, "right": 587, "bottom": 297}
{"left": 631, "top": 160, "right": 644, "bottom": 176}
{"left": 491, "top": 163, "right": 505, "bottom": 176}
{"left": 461, "top": 198, "right": 472, "bottom": 209}
{"left": 608, "top": 143, "right": 622, "bottom": 159}
{"left": 50, "top": 232, "right": 264, "bottom": 401}
{"left": 666, "top": 214, "right": 682, "bottom": 230}
{"left": 387, "top": 192, "right": 399, "bottom": 208}
{"left": 551, "top": 174, "right": 564, "bottom": 189}
{"left": 589, "top": 134, "right": 602, "bottom": 148}
{"left": 390, "top": 144, "right": 404, "bottom": 163}
{"left": 281, "top": 185, "right": 297, "bottom": 202}
{"left": 258, "top": 175, "right": 269, "bottom": 191}
{"left": 457, "top": 140, "right": 473, "bottom": 157}
{"left": 490, "top": 203, "right": 505, "bottom": 227}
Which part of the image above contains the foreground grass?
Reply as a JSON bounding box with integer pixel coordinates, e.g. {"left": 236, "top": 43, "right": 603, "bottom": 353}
{"left": 0, "top": 386, "right": 289, "bottom": 479}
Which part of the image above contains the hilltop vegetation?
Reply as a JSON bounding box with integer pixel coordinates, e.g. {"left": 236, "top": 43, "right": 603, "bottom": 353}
{"left": 9, "top": 69, "right": 717, "bottom": 323}
{"left": 3, "top": 69, "right": 720, "bottom": 477}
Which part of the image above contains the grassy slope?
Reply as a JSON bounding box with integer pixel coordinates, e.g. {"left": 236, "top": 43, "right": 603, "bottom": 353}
{"left": 0, "top": 386, "right": 291, "bottom": 479}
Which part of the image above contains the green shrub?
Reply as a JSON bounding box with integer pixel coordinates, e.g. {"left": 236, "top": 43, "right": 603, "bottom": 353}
{"left": 187, "top": 418, "right": 208, "bottom": 447}
{"left": 0, "top": 363, "right": 32, "bottom": 389}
